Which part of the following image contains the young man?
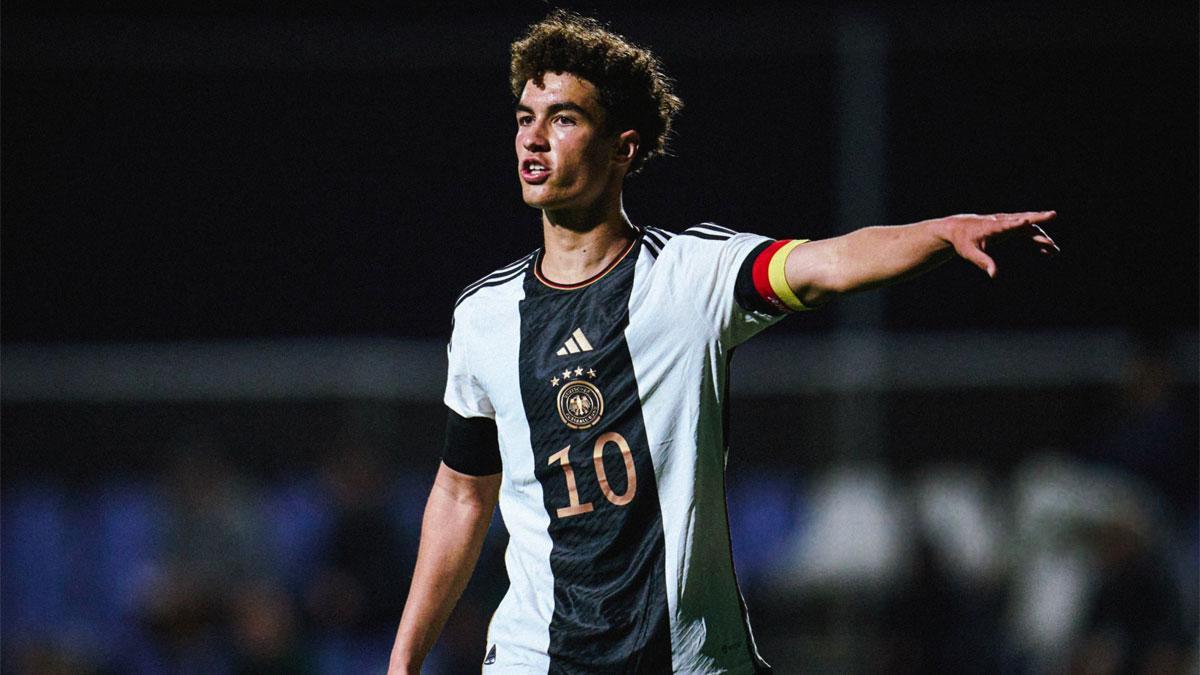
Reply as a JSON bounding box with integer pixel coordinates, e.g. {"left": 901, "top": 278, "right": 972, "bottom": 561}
{"left": 389, "top": 11, "right": 1057, "bottom": 674}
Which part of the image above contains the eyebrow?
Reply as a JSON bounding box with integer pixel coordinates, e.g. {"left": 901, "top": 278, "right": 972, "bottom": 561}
{"left": 515, "top": 101, "right": 594, "bottom": 122}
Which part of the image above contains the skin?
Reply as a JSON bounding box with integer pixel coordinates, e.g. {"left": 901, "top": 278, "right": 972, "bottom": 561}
{"left": 388, "top": 70, "right": 1059, "bottom": 673}
{"left": 389, "top": 463, "right": 500, "bottom": 674}
{"left": 514, "top": 72, "right": 641, "bottom": 284}
{"left": 786, "top": 211, "right": 1059, "bottom": 308}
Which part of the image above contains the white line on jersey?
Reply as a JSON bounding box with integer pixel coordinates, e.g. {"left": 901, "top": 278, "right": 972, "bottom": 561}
{"left": 555, "top": 328, "right": 595, "bottom": 356}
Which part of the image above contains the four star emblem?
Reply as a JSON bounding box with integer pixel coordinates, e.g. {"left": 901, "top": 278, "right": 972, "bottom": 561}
{"left": 550, "top": 365, "right": 600, "bottom": 386}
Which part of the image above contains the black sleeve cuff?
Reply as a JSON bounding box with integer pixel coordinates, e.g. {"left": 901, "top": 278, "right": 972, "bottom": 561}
{"left": 441, "top": 407, "right": 502, "bottom": 476}
{"left": 733, "top": 240, "right": 786, "bottom": 315}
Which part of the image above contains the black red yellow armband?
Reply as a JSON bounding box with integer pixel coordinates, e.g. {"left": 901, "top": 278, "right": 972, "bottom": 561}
{"left": 734, "top": 239, "right": 812, "bottom": 314}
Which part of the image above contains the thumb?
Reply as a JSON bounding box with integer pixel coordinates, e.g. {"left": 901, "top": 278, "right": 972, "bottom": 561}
{"left": 960, "top": 245, "right": 997, "bottom": 278}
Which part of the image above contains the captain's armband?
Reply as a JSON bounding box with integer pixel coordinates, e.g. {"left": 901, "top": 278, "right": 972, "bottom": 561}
{"left": 734, "top": 239, "right": 812, "bottom": 314}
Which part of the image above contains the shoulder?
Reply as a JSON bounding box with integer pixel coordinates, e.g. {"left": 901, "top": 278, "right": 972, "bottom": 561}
{"left": 644, "top": 222, "right": 736, "bottom": 244}
{"left": 677, "top": 223, "right": 740, "bottom": 241}
{"left": 653, "top": 223, "right": 769, "bottom": 261}
{"left": 641, "top": 223, "right": 743, "bottom": 257}
{"left": 453, "top": 250, "right": 537, "bottom": 314}
{"left": 639, "top": 225, "right": 677, "bottom": 258}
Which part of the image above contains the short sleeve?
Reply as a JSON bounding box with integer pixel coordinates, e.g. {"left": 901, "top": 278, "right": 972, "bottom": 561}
{"left": 443, "top": 308, "right": 495, "bottom": 420}
{"left": 656, "top": 223, "right": 809, "bottom": 347}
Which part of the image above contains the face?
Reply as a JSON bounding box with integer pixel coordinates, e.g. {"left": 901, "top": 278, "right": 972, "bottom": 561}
{"left": 515, "top": 72, "right": 625, "bottom": 212}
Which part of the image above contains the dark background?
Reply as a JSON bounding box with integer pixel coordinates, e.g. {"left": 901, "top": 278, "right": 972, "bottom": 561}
{"left": 4, "top": 2, "right": 1195, "bottom": 343}
{"left": 2, "top": 2, "right": 1196, "bottom": 674}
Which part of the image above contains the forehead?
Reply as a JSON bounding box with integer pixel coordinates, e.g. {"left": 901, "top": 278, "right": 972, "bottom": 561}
{"left": 518, "top": 72, "right": 601, "bottom": 111}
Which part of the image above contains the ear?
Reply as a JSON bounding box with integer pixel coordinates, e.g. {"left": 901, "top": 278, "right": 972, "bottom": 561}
{"left": 612, "top": 130, "right": 640, "bottom": 168}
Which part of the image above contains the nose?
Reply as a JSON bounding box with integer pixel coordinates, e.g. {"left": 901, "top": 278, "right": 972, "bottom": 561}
{"left": 520, "top": 124, "right": 550, "bottom": 153}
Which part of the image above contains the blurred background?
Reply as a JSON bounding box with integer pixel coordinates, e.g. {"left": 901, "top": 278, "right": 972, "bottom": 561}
{"left": 2, "top": 1, "right": 1196, "bottom": 673}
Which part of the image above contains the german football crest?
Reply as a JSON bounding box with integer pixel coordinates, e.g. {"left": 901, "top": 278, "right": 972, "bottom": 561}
{"left": 557, "top": 380, "right": 604, "bottom": 429}
{"left": 549, "top": 364, "right": 603, "bottom": 429}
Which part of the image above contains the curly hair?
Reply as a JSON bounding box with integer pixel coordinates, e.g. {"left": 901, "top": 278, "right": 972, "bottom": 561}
{"left": 510, "top": 10, "right": 683, "bottom": 175}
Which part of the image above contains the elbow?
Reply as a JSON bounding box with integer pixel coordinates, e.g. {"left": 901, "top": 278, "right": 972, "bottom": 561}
{"left": 797, "top": 282, "right": 841, "bottom": 308}
{"left": 792, "top": 265, "right": 848, "bottom": 307}
{"left": 433, "top": 463, "right": 502, "bottom": 510}
{"left": 784, "top": 240, "right": 847, "bottom": 308}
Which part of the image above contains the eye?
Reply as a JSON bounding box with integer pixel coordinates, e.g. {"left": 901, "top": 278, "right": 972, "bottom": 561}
{"left": 517, "top": 114, "right": 534, "bottom": 126}
{"left": 553, "top": 114, "right": 576, "bottom": 126}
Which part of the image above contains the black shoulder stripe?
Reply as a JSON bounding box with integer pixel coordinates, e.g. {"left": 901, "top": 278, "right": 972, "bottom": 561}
{"left": 455, "top": 266, "right": 527, "bottom": 308}
{"left": 647, "top": 226, "right": 676, "bottom": 241}
{"left": 684, "top": 225, "right": 736, "bottom": 239}
{"left": 462, "top": 251, "right": 536, "bottom": 292}
{"left": 642, "top": 238, "right": 662, "bottom": 259}
{"left": 680, "top": 229, "right": 733, "bottom": 241}
{"left": 644, "top": 230, "right": 669, "bottom": 249}
{"left": 695, "top": 223, "right": 737, "bottom": 235}
{"left": 455, "top": 252, "right": 536, "bottom": 305}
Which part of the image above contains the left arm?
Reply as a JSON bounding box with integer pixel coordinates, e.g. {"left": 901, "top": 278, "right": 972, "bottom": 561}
{"left": 785, "top": 211, "right": 1059, "bottom": 307}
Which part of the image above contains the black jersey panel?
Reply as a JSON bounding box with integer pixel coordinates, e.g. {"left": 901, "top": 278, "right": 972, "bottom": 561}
{"left": 517, "top": 245, "right": 673, "bottom": 673}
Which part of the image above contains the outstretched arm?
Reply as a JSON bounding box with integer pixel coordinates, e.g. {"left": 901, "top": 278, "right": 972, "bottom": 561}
{"left": 388, "top": 462, "right": 501, "bottom": 675}
{"left": 785, "top": 211, "right": 1059, "bottom": 308}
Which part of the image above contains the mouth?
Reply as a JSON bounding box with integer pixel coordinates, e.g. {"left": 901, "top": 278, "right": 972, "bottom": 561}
{"left": 520, "top": 159, "right": 550, "bottom": 185}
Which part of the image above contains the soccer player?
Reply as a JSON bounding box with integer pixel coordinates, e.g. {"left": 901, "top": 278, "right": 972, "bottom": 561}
{"left": 388, "top": 11, "right": 1058, "bottom": 674}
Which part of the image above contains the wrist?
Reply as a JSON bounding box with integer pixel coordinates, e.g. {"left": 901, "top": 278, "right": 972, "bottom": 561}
{"left": 922, "top": 216, "right": 955, "bottom": 246}
{"left": 389, "top": 652, "right": 422, "bottom": 675}
{"left": 389, "top": 639, "right": 427, "bottom": 674}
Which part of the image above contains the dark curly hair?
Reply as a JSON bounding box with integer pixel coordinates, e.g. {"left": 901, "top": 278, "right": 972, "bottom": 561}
{"left": 510, "top": 10, "right": 683, "bottom": 175}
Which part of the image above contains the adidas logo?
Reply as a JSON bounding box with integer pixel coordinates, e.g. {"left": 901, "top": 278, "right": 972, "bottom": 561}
{"left": 483, "top": 644, "right": 497, "bottom": 665}
{"left": 556, "top": 328, "right": 594, "bottom": 356}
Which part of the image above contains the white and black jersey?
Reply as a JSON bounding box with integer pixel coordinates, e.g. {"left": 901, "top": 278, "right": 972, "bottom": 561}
{"left": 442, "top": 224, "right": 806, "bottom": 674}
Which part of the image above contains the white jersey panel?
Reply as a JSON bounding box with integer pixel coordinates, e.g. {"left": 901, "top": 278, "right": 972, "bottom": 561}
{"left": 628, "top": 227, "right": 778, "bottom": 673}
{"left": 445, "top": 313, "right": 495, "bottom": 420}
{"left": 453, "top": 277, "right": 555, "bottom": 673}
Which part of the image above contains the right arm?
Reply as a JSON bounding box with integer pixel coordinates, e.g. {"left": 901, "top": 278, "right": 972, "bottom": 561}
{"left": 388, "top": 461, "right": 501, "bottom": 674}
{"left": 782, "top": 211, "right": 1059, "bottom": 307}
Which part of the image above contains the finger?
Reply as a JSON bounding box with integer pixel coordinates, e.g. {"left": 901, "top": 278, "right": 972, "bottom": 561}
{"left": 994, "top": 211, "right": 1056, "bottom": 232}
{"left": 988, "top": 214, "right": 1034, "bottom": 236}
{"left": 961, "top": 245, "right": 997, "bottom": 278}
{"left": 1032, "top": 235, "right": 1061, "bottom": 252}
{"left": 1004, "top": 210, "right": 1056, "bottom": 222}
{"left": 1030, "top": 223, "right": 1060, "bottom": 252}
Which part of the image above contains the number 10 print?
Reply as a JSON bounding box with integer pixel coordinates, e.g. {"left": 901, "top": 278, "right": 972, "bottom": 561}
{"left": 547, "top": 431, "right": 638, "bottom": 519}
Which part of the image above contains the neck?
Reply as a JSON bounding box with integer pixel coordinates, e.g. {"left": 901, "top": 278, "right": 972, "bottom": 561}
{"left": 539, "top": 193, "right": 636, "bottom": 286}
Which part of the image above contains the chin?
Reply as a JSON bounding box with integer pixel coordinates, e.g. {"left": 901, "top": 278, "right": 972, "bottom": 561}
{"left": 522, "top": 195, "right": 549, "bottom": 209}
{"left": 520, "top": 181, "right": 596, "bottom": 213}
{"left": 521, "top": 188, "right": 567, "bottom": 210}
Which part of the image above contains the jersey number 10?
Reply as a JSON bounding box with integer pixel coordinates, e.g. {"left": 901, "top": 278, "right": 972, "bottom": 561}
{"left": 547, "top": 431, "right": 638, "bottom": 519}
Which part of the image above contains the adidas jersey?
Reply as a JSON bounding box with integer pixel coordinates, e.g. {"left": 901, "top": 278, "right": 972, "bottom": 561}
{"left": 443, "top": 224, "right": 805, "bottom": 674}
